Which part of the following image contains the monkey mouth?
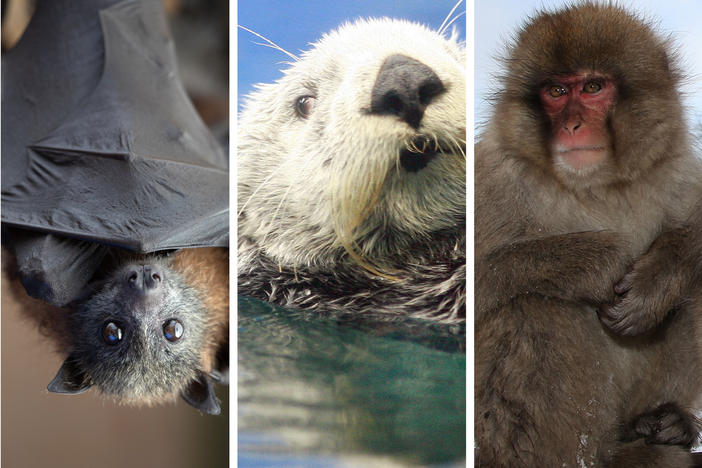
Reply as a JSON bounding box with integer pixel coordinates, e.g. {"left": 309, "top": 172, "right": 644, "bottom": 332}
{"left": 399, "top": 136, "right": 454, "bottom": 172}
{"left": 555, "top": 145, "right": 607, "bottom": 171}
{"left": 557, "top": 145, "right": 606, "bottom": 153}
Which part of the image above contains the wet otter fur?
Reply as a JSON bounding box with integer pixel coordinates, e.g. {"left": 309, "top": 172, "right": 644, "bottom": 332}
{"left": 238, "top": 18, "right": 466, "bottom": 323}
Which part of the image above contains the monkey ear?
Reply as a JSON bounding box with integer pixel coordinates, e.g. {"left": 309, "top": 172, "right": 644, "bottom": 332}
{"left": 180, "top": 371, "right": 221, "bottom": 415}
{"left": 47, "top": 356, "right": 92, "bottom": 395}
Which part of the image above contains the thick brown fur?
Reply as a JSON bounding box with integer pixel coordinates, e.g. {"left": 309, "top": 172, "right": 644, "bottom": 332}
{"left": 172, "top": 247, "right": 229, "bottom": 374}
{"left": 600, "top": 202, "right": 702, "bottom": 335}
{"left": 2, "top": 246, "right": 228, "bottom": 409}
{"left": 475, "top": 3, "right": 702, "bottom": 466}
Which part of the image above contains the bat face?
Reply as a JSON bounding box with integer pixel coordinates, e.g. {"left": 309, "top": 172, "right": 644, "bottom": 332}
{"left": 48, "top": 257, "right": 221, "bottom": 414}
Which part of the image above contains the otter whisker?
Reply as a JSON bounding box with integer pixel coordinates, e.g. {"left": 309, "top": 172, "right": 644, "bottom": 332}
{"left": 439, "top": 11, "right": 465, "bottom": 37}
{"left": 407, "top": 140, "right": 420, "bottom": 153}
{"left": 446, "top": 134, "right": 466, "bottom": 158}
{"left": 422, "top": 138, "right": 431, "bottom": 152}
{"left": 238, "top": 25, "right": 298, "bottom": 61}
{"left": 259, "top": 179, "right": 295, "bottom": 247}
{"left": 238, "top": 170, "right": 278, "bottom": 217}
{"left": 438, "top": 0, "right": 464, "bottom": 36}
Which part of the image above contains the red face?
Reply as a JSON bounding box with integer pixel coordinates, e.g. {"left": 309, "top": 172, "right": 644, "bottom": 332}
{"left": 539, "top": 73, "right": 616, "bottom": 172}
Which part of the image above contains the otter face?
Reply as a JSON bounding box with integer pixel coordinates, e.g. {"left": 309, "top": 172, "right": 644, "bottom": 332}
{"left": 47, "top": 258, "right": 220, "bottom": 414}
{"left": 239, "top": 18, "right": 465, "bottom": 269}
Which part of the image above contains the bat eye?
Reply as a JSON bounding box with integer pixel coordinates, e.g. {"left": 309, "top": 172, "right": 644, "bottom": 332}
{"left": 163, "top": 319, "right": 184, "bottom": 342}
{"left": 102, "top": 321, "right": 123, "bottom": 345}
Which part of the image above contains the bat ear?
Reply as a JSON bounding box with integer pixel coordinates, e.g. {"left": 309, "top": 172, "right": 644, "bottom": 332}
{"left": 47, "top": 356, "right": 92, "bottom": 395}
{"left": 180, "top": 371, "right": 221, "bottom": 415}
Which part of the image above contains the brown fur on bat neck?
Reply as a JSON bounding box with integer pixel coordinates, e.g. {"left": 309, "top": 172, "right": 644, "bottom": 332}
{"left": 3, "top": 247, "right": 229, "bottom": 415}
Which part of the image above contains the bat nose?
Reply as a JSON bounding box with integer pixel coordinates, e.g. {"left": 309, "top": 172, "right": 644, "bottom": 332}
{"left": 126, "top": 265, "right": 163, "bottom": 293}
{"left": 369, "top": 54, "right": 445, "bottom": 129}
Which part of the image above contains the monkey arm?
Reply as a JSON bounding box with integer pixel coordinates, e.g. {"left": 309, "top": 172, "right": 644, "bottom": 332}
{"left": 599, "top": 208, "right": 702, "bottom": 336}
{"left": 476, "top": 231, "right": 632, "bottom": 317}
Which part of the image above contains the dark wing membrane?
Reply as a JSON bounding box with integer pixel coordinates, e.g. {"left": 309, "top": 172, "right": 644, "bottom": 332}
{"left": 1, "top": 0, "right": 228, "bottom": 305}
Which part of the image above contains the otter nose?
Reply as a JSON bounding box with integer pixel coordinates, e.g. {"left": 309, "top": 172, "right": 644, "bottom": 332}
{"left": 369, "top": 54, "right": 445, "bottom": 129}
{"left": 126, "top": 265, "right": 163, "bottom": 293}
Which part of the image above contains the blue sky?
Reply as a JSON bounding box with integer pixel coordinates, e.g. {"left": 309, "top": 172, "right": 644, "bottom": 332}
{"left": 236, "top": 1, "right": 701, "bottom": 131}
{"left": 475, "top": 0, "right": 702, "bottom": 132}
{"left": 237, "top": 0, "right": 466, "bottom": 106}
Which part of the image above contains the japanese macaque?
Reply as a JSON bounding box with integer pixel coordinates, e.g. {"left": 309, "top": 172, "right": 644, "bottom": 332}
{"left": 475, "top": 3, "right": 702, "bottom": 466}
{"left": 4, "top": 247, "right": 229, "bottom": 414}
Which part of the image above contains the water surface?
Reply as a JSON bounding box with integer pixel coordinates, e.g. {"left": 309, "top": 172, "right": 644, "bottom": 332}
{"left": 238, "top": 296, "right": 466, "bottom": 467}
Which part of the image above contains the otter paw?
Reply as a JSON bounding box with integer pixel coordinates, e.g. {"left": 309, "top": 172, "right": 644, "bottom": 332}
{"left": 632, "top": 403, "right": 700, "bottom": 447}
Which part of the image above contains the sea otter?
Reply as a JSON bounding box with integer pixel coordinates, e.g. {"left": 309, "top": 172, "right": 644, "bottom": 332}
{"left": 237, "top": 18, "right": 466, "bottom": 323}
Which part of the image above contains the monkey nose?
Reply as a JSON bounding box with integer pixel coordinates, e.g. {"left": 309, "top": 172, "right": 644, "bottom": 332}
{"left": 126, "top": 265, "right": 163, "bottom": 293}
{"left": 562, "top": 119, "right": 582, "bottom": 134}
{"left": 369, "top": 54, "right": 445, "bottom": 129}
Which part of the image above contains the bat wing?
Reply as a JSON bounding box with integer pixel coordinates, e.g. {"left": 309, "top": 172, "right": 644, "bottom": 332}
{"left": 1, "top": 0, "right": 228, "bottom": 305}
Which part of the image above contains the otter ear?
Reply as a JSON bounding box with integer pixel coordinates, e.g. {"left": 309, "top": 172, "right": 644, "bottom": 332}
{"left": 180, "top": 371, "right": 221, "bottom": 415}
{"left": 47, "top": 356, "right": 92, "bottom": 394}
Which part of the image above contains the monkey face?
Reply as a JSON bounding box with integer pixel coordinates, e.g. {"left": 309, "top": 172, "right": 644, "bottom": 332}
{"left": 48, "top": 257, "right": 221, "bottom": 414}
{"left": 494, "top": 4, "right": 685, "bottom": 189}
{"left": 539, "top": 73, "right": 616, "bottom": 174}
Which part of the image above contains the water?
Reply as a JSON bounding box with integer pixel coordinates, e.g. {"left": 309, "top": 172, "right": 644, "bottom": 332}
{"left": 238, "top": 296, "right": 466, "bottom": 467}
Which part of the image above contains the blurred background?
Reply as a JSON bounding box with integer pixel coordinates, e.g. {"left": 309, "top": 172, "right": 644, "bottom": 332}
{"left": 1, "top": 1, "right": 229, "bottom": 467}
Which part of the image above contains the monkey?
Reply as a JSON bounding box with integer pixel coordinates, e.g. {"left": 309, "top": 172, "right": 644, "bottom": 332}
{"left": 237, "top": 17, "right": 466, "bottom": 324}
{"left": 474, "top": 3, "right": 702, "bottom": 466}
{"left": 3, "top": 246, "right": 229, "bottom": 415}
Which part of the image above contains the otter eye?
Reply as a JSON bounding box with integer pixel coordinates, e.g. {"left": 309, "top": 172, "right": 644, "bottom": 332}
{"left": 163, "top": 319, "right": 184, "bottom": 342}
{"left": 295, "top": 96, "right": 316, "bottom": 118}
{"left": 548, "top": 85, "right": 566, "bottom": 98}
{"left": 583, "top": 81, "right": 602, "bottom": 94}
{"left": 102, "top": 321, "right": 123, "bottom": 345}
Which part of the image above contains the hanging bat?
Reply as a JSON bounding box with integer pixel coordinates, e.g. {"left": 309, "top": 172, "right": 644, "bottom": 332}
{"left": 1, "top": 0, "right": 228, "bottom": 413}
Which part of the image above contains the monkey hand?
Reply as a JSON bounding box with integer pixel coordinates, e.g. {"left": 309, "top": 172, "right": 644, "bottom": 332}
{"left": 628, "top": 403, "right": 701, "bottom": 447}
{"left": 598, "top": 228, "right": 694, "bottom": 336}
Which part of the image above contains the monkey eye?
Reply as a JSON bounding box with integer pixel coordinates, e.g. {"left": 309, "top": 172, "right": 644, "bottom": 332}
{"left": 102, "top": 321, "right": 123, "bottom": 345}
{"left": 548, "top": 85, "right": 566, "bottom": 98}
{"left": 583, "top": 81, "right": 602, "bottom": 94}
{"left": 295, "top": 96, "right": 316, "bottom": 118}
{"left": 163, "top": 319, "right": 184, "bottom": 342}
